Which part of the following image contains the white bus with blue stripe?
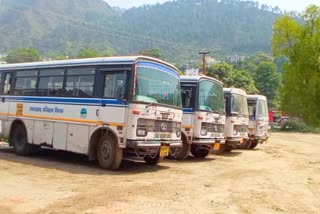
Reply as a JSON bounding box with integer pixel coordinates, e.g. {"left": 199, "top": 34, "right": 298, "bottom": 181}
{"left": 0, "top": 56, "right": 183, "bottom": 170}
{"left": 169, "top": 76, "right": 225, "bottom": 159}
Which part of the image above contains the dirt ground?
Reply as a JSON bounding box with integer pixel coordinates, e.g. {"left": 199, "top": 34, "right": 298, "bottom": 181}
{"left": 0, "top": 132, "right": 319, "bottom": 214}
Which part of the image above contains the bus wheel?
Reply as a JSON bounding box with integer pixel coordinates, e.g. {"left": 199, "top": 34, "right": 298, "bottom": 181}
{"left": 144, "top": 154, "right": 164, "bottom": 165}
{"left": 97, "top": 134, "right": 123, "bottom": 170}
{"left": 212, "top": 144, "right": 226, "bottom": 155}
{"left": 12, "top": 124, "right": 34, "bottom": 156}
{"left": 190, "top": 145, "right": 210, "bottom": 158}
{"left": 168, "top": 137, "right": 190, "bottom": 160}
{"left": 248, "top": 140, "right": 259, "bottom": 150}
{"left": 237, "top": 139, "right": 251, "bottom": 149}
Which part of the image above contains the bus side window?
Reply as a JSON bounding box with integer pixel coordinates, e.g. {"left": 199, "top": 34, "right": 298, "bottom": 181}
{"left": 13, "top": 70, "right": 38, "bottom": 96}
{"left": 3, "top": 73, "right": 12, "bottom": 95}
{"left": 65, "top": 67, "right": 95, "bottom": 98}
{"left": 38, "top": 69, "right": 65, "bottom": 96}
{"left": 104, "top": 72, "right": 127, "bottom": 99}
{"left": 181, "top": 87, "right": 193, "bottom": 109}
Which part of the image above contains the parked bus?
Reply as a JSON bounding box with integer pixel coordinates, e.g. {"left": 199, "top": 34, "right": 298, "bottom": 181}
{"left": 213, "top": 88, "right": 249, "bottom": 154}
{"left": 245, "top": 94, "right": 269, "bottom": 149}
{"left": 169, "top": 76, "right": 225, "bottom": 159}
{"left": 0, "top": 56, "right": 183, "bottom": 170}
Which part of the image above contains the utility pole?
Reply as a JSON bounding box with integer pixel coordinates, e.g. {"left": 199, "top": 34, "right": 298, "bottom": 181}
{"left": 199, "top": 50, "right": 210, "bottom": 75}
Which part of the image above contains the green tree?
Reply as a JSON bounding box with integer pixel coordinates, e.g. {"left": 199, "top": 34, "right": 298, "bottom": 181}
{"left": 272, "top": 5, "right": 320, "bottom": 126}
{"left": 207, "top": 62, "right": 258, "bottom": 94}
{"left": 6, "top": 48, "right": 41, "bottom": 63}
{"left": 102, "top": 47, "right": 115, "bottom": 57}
{"left": 229, "top": 69, "right": 258, "bottom": 94}
{"left": 77, "top": 49, "right": 100, "bottom": 58}
{"left": 138, "top": 48, "right": 165, "bottom": 60}
{"left": 254, "top": 62, "right": 281, "bottom": 101}
{"left": 207, "top": 62, "right": 233, "bottom": 83}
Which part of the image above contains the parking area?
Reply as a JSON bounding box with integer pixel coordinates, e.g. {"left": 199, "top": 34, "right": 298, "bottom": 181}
{"left": 0, "top": 132, "right": 319, "bottom": 214}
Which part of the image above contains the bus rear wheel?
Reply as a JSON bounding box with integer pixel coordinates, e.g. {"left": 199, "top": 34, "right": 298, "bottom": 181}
{"left": 97, "top": 134, "right": 123, "bottom": 170}
{"left": 190, "top": 145, "right": 210, "bottom": 158}
{"left": 168, "top": 137, "right": 190, "bottom": 160}
{"left": 144, "top": 154, "right": 164, "bottom": 165}
{"left": 12, "top": 124, "right": 36, "bottom": 156}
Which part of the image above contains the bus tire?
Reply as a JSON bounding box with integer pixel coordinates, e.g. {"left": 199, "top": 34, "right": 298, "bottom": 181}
{"left": 212, "top": 144, "right": 226, "bottom": 155}
{"left": 12, "top": 123, "right": 34, "bottom": 156}
{"left": 97, "top": 134, "right": 123, "bottom": 170}
{"left": 144, "top": 154, "right": 164, "bottom": 165}
{"left": 248, "top": 140, "right": 259, "bottom": 149}
{"left": 190, "top": 145, "right": 210, "bottom": 158}
{"left": 168, "top": 136, "right": 190, "bottom": 160}
{"left": 237, "top": 139, "right": 251, "bottom": 149}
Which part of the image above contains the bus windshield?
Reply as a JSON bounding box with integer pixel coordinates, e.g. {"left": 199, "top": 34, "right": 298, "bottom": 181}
{"left": 231, "top": 94, "right": 248, "bottom": 116}
{"left": 134, "top": 63, "right": 181, "bottom": 107}
{"left": 198, "top": 80, "right": 225, "bottom": 114}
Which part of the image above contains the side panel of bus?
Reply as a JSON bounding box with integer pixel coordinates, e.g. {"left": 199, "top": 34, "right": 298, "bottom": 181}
{"left": 0, "top": 64, "right": 132, "bottom": 155}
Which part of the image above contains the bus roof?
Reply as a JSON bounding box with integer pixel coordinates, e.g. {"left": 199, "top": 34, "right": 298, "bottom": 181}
{"left": 0, "top": 56, "right": 179, "bottom": 72}
{"left": 180, "top": 75, "right": 223, "bottom": 86}
{"left": 223, "top": 87, "right": 247, "bottom": 95}
{"left": 247, "top": 94, "right": 267, "bottom": 101}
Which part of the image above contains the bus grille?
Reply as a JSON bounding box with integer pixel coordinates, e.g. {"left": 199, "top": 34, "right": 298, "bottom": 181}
{"left": 201, "top": 123, "right": 225, "bottom": 133}
{"left": 137, "top": 119, "right": 181, "bottom": 133}
{"left": 234, "top": 125, "right": 248, "bottom": 132}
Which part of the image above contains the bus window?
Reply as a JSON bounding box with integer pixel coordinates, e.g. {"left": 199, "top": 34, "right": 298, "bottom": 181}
{"left": 104, "top": 72, "right": 127, "bottom": 99}
{"left": 181, "top": 86, "right": 195, "bottom": 109}
{"left": 65, "top": 68, "right": 95, "bottom": 97}
{"left": 2, "top": 73, "right": 11, "bottom": 95}
{"left": 38, "top": 69, "right": 65, "bottom": 96}
{"left": 248, "top": 101, "right": 256, "bottom": 119}
{"left": 14, "top": 71, "right": 38, "bottom": 96}
{"left": 258, "top": 100, "right": 268, "bottom": 117}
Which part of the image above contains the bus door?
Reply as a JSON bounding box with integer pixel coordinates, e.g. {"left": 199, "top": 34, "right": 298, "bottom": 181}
{"left": 0, "top": 73, "right": 13, "bottom": 121}
{"left": 99, "top": 69, "right": 129, "bottom": 126}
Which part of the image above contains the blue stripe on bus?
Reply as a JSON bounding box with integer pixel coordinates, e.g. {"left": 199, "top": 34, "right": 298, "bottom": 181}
{"left": 1, "top": 96, "right": 128, "bottom": 106}
{"left": 183, "top": 108, "right": 194, "bottom": 113}
{"left": 137, "top": 62, "right": 179, "bottom": 78}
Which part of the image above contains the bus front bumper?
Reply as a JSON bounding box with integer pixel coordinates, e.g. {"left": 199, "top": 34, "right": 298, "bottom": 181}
{"left": 226, "top": 137, "right": 249, "bottom": 147}
{"left": 192, "top": 138, "right": 225, "bottom": 145}
{"left": 126, "top": 140, "right": 182, "bottom": 149}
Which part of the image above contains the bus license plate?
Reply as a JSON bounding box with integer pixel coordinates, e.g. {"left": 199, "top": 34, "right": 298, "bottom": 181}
{"left": 160, "top": 146, "right": 169, "bottom": 157}
{"left": 213, "top": 143, "right": 220, "bottom": 151}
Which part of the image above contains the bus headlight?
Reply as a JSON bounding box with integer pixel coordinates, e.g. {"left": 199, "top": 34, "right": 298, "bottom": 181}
{"left": 137, "top": 128, "right": 147, "bottom": 137}
{"left": 201, "top": 129, "right": 207, "bottom": 136}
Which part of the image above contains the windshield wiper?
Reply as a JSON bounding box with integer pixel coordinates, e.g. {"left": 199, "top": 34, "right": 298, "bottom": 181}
{"left": 211, "top": 110, "right": 225, "bottom": 115}
{"left": 146, "top": 102, "right": 157, "bottom": 108}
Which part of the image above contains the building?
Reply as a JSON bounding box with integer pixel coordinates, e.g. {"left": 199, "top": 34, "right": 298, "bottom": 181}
{"left": 185, "top": 68, "right": 200, "bottom": 76}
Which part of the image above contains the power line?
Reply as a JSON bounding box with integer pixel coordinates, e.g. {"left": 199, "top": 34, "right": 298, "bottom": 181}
{"left": 1, "top": 2, "right": 203, "bottom": 52}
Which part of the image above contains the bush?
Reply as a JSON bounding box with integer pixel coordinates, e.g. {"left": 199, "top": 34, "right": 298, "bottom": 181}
{"left": 280, "top": 119, "right": 314, "bottom": 133}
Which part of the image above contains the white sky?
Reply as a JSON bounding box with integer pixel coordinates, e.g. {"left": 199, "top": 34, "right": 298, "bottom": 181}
{"left": 105, "top": 0, "right": 320, "bottom": 12}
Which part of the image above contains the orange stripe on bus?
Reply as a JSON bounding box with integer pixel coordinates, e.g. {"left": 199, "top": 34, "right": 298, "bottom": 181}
{"left": 182, "top": 125, "right": 193, "bottom": 129}
{"left": 0, "top": 112, "right": 126, "bottom": 127}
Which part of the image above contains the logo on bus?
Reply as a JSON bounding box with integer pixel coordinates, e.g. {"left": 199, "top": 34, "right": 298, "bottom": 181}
{"left": 80, "top": 108, "right": 88, "bottom": 118}
{"left": 160, "top": 123, "right": 167, "bottom": 131}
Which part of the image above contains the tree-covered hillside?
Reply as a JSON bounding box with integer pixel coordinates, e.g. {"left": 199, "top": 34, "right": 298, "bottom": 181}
{"left": 0, "top": 0, "right": 283, "bottom": 61}
{"left": 120, "top": 0, "right": 281, "bottom": 56}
